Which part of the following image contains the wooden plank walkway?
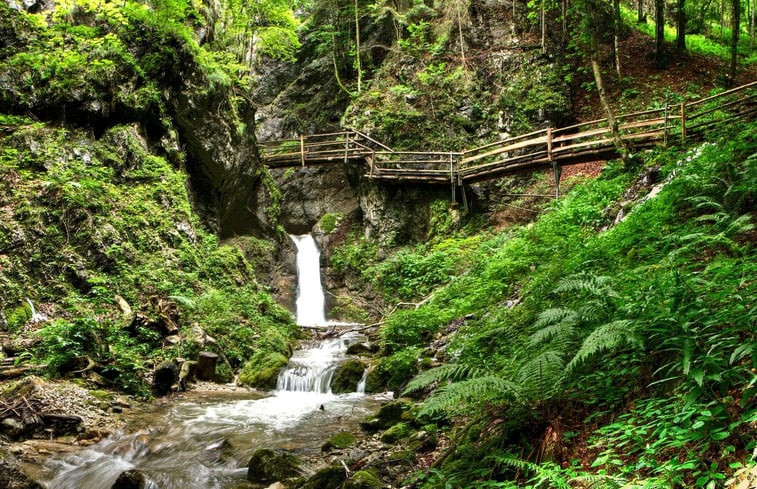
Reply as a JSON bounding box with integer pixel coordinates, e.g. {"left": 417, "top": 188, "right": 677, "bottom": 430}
{"left": 260, "top": 81, "right": 756, "bottom": 187}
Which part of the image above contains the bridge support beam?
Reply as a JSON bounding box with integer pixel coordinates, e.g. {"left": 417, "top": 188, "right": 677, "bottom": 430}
{"left": 553, "top": 161, "right": 562, "bottom": 199}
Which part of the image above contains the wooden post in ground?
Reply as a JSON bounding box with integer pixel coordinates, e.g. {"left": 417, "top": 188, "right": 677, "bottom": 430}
{"left": 547, "top": 128, "right": 561, "bottom": 198}
{"left": 300, "top": 135, "right": 305, "bottom": 167}
{"left": 681, "top": 102, "right": 687, "bottom": 143}
{"left": 197, "top": 351, "right": 218, "bottom": 381}
{"left": 664, "top": 104, "right": 669, "bottom": 146}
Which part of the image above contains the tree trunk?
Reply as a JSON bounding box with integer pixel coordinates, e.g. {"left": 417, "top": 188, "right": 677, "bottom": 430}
{"left": 614, "top": 0, "right": 622, "bottom": 77}
{"left": 541, "top": 0, "right": 547, "bottom": 53}
{"left": 197, "top": 351, "right": 219, "bottom": 381}
{"left": 638, "top": 0, "right": 646, "bottom": 22}
{"left": 676, "top": 0, "right": 686, "bottom": 52}
{"left": 751, "top": 0, "right": 755, "bottom": 46}
{"left": 354, "top": 0, "right": 362, "bottom": 94}
{"left": 590, "top": 36, "right": 629, "bottom": 163}
{"left": 655, "top": 0, "right": 666, "bottom": 67}
{"left": 730, "top": 0, "right": 740, "bottom": 83}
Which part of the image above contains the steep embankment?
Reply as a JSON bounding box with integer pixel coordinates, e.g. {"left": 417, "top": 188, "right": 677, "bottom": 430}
{"left": 332, "top": 121, "right": 756, "bottom": 487}
{"left": 0, "top": 0, "right": 298, "bottom": 398}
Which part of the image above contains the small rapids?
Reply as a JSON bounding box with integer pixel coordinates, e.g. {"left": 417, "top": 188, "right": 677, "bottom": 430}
{"left": 43, "top": 334, "right": 382, "bottom": 489}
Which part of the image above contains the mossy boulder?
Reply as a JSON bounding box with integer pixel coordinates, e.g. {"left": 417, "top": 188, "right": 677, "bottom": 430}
{"left": 343, "top": 470, "right": 383, "bottom": 489}
{"left": 238, "top": 352, "right": 288, "bottom": 389}
{"left": 297, "top": 465, "right": 347, "bottom": 489}
{"left": 345, "top": 343, "right": 372, "bottom": 356}
{"left": 246, "top": 448, "right": 302, "bottom": 483}
{"left": 360, "top": 400, "right": 413, "bottom": 432}
{"left": 321, "top": 431, "right": 357, "bottom": 452}
{"left": 380, "top": 422, "right": 412, "bottom": 444}
{"left": 363, "top": 367, "right": 385, "bottom": 394}
{"left": 330, "top": 360, "right": 365, "bottom": 394}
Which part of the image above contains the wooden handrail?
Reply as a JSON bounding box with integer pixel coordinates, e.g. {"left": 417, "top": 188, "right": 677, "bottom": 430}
{"left": 260, "top": 81, "right": 756, "bottom": 185}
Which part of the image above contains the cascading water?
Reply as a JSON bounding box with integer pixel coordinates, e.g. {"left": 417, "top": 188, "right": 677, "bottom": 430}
{"left": 290, "top": 234, "right": 327, "bottom": 326}
{"left": 41, "top": 234, "right": 380, "bottom": 489}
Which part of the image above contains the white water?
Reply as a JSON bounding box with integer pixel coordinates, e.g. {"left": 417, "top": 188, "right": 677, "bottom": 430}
{"left": 25, "top": 298, "right": 47, "bottom": 323}
{"left": 290, "top": 234, "right": 327, "bottom": 326}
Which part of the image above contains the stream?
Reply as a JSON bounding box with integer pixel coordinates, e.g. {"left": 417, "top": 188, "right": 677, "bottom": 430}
{"left": 41, "top": 234, "right": 384, "bottom": 489}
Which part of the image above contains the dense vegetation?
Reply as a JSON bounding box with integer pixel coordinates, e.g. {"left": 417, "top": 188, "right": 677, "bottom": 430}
{"left": 349, "top": 120, "right": 755, "bottom": 487}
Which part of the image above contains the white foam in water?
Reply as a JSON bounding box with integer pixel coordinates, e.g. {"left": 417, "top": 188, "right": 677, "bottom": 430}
{"left": 290, "top": 234, "right": 327, "bottom": 326}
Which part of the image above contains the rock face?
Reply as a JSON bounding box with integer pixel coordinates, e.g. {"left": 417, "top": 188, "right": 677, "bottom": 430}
{"left": 111, "top": 470, "right": 146, "bottom": 489}
{"left": 330, "top": 360, "right": 366, "bottom": 394}
{"left": 0, "top": 452, "right": 42, "bottom": 489}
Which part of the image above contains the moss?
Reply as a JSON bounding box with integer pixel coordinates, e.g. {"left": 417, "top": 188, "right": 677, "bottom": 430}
{"left": 380, "top": 422, "right": 412, "bottom": 444}
{"left": 330, "top": 359, "right": 365, "bottom": 394}
{"left": 5, "top": 303, "right": 31, "bottom": 333}
{"left": 321, "top": 431, "right": 357, "bottom": 452}
{"left": 247, "top": 448, "right": 302, "bottom": 483}
{"left": 343, "top": 470, "right": 383, "bottom": 489}
{"left": 238, "top": 352, "right": 288, "bottom": 389}
{"left": 319, "top": 213, "right": 343, "bottom": 234}
{"left": 298, "top": 465, "right": 347, "bottom": 489}
{"left": 360, "top": 400, "right": 412, "bottom": 432}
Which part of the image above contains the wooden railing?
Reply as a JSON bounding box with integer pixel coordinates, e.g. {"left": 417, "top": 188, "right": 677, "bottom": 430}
{"left": 260, "top": 81, "right": 756, "bottom": 185}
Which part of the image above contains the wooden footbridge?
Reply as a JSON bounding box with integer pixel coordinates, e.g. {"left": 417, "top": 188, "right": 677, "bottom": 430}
{"left": 260, "top": 81, "right": 756, "bottom": 192}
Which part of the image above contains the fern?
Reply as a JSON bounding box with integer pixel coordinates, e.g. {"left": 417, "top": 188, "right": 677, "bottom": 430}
{"left": 553, "top": 273, "right": 619, "bottom": 299}
{"left": 517, "top": 349, "right": 566, "bottom": 398}
{"left": 402, "top": 363, "right": 482, "bottom": 395}
{"left": 528, "top": 322, "right": 577, "bottom": 347}
{"left": 532, "top": 307, "right": 578, "bottom": 329}
{"left": 567, "top": 320, "right": 640, "bottom": 372}
{"left": 487, "top": 454, "right": 572, "bottom": 489}
{"left": 419, "top": 376, "right": 521, "bottom": 417}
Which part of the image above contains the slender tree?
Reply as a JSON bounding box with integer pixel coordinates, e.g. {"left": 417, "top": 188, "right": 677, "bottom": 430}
{"left": 655, "top": 0, "right": 666, "bottom": 67}
{"left": 729, "top": 0, "right": 740, "bottom": 83}
{"left": 638, "top": 0, "right": 646, "bottom": 22}
{"left": 613, "top": 0, "right": 622, "bottom": 77}
{"left": 354, "top": 0, "right": 363, "bottom": 93}
{"left": 676, "top": 0, "right": 686, "bottom": 52}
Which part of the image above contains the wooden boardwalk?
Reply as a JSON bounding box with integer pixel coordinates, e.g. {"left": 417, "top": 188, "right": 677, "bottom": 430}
{"left": 260, "top": 81, "right": 756, "bottom": 188}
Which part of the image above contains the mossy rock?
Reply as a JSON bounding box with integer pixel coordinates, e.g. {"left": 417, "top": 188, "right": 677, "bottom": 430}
{"left": 380, "top": 422, "right": 412, "bottom": 444}
{"left": 363, "top": 367, "right": 385, "bottom": 394}
{"left": 360, "top": 400, "right": 412, "bottom": 432}
{"left": 321, "top": 431, "right": 357, "bottom": 452}
{"left": 297, "top": 465, "right": 347, "bottom": 489}
{"left": 345, "top": 343, "right": 372, "bottom": 356}
{"left": 247, "top": 448, "right": 302, "bottom": 483}
{"left": 330, "top": 360, "right": 365, "bottom": 394}
{"left": 238, "top": 352, "right": 288, "bottom": 389}
{"left": 343, "top": 470, "right": 383, "bottom": 489}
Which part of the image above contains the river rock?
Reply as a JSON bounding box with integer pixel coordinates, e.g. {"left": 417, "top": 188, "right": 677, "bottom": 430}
{"left": 343, "top": 470, "right": 383, "bottom": 489}
{"left": 297, "top": 465, "right": 347, "bottom": 489}
{"left": 360, "top": 401, "right": 412, "bottom": 432}
{"left": 111, "top": 470, "right": 146, "bottom": 489}
{"left": 330, "top": 360, "right": 366, "bottom": 394}
{"left": 345, "top": 343, "right": 372, "bottom": 356}
{"left": 247, "top": 448, "right": 303, "bottom": 483}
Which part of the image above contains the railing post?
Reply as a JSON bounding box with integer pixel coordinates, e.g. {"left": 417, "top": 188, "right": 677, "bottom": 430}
{"left": 344, "top": 133, "right": 350, "bottom": 164}
{"left": 663, "top": 104, "right": 669, "bottom": 147}
{"left": 546, "top": 127, "right": 553, "bottom": 163}
{"left": 547, "top": 127, "right": 561, "bottom": 199}
{"left": 300, "top": 134, "right": 305, "bottom": 167}
{"left": 680, "top": 102, "right": 687, "bottom": 144}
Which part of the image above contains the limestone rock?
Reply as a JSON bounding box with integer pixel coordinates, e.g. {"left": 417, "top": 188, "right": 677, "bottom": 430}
{"left": 297, "top": 465, "right": 347, "bottom": 489}
{"left": 151, "top": 362, "right": 177, "bottom": 396}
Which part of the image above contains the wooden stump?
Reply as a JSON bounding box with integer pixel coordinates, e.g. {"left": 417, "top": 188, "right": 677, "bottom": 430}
{"left": 196, "top": 352, "right": 218, "bottom": 381}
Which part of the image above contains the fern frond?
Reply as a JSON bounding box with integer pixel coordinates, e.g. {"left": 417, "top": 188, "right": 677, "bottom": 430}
{"left": 685, "top": 195, "right": 724, "bottom": 212}
{"left": 528, "top": 323, "right": 577, "bottom": 347}
{"left": 571, "top": 473, "right": 624, "bottom": 488}
{"left": 402, "top": 363, "right": 482, "bottom": 395}
{"left": 533, "top": 307, "right": 578, "bottom": 329}
{"left": 168, "top": 295, "right": 197, "bottom": 309}
{"left": 487, "top": 454, "right": 571, "bottom": 489}
{"left": 418, "top": 376, "right": 520, "bottom": 417}
{"left": 567, "top": 320, "right": 639, "bottom": 372}
{"left": 517, "top": 350, "right": 565, "bottom": 397}
{"left": 554, "top": 274, "right": 618, "bottom": 299}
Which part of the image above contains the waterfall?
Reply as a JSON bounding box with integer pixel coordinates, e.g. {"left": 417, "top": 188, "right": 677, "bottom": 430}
{"left": 25, "top": 298, "right": 47, "bottom": 323}
{"left": 290, "top": 234, "right": 327, "bottom": 327}
{"left": 276, "top": 336, "right": 351, "bottom": 394}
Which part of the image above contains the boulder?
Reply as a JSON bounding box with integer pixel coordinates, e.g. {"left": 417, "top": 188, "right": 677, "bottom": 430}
{"left": 379, "top": 422, "right": 411, "bottom": 444}
{"left": 343, "top": 470, "right": 383, "bottom": 489}
{"left": 111, "top": 470, "right": 146, "bottom": 489}
{"left": 360, "top": 401, "right": 412, "bottom": 432}
{"left": 330, "top": 360, "right": 365, "bottom": 394}
{"left": 321, "top": 431, "right": 357, "bottom": 452}
{"left": 297, "top": 465, "right": 347, "bottom": 489}
{"left": 247, "top": 448, "right": 302, "bottom": 483}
